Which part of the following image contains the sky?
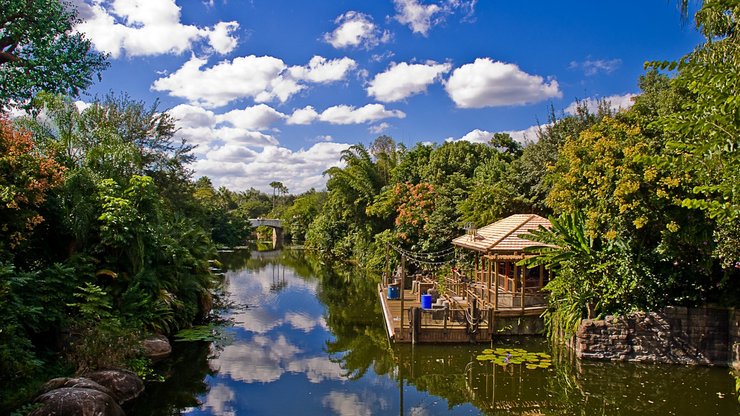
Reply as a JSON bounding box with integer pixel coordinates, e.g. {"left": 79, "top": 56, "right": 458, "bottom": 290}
{"left": 69, "top": 0, "right": 704, "bottom": 194}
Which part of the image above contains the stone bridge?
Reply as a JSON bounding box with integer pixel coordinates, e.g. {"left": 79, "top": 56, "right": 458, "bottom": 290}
{"left": 249, "top": 218, "right": 283, "bottom": 248}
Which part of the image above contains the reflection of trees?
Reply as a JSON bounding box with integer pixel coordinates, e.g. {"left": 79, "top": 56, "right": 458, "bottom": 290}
{"left": 317, "top": 264, "right": 396, "bottom": 380}
{"left": 129, "top": 341, "right": 214, "bottom": 415}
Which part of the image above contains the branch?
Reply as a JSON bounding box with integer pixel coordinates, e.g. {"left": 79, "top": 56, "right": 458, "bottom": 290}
{"left": 0, "top": 50, "right": 21, "bottom": 65}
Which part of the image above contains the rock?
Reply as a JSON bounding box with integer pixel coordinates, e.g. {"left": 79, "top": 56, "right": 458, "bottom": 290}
{"left": 86, "top": 369, "right": 144, "bottom": 404}
{"left": 30, "top": 387, "right": 125, "bottom": 416}
{"left": 141, "top": 334, "right": 172, "bottom": 360}
{"left": 37, "top": 377, "right": 114, "bottom": 398}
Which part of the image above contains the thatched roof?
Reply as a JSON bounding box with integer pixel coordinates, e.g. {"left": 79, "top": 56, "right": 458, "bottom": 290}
{"left": 452, "top": 214, "right": 552, "bottom": 254}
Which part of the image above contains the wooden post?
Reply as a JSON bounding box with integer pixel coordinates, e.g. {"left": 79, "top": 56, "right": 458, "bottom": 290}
{"left": 411, "top": 307, "right": 421, "bottom": 344}
{"left": 539, "top": 264, "right": 544, "bottom": 290}
{"left": 486, "top": 257, "right": 492, "bottom": 305}
{"left": 512, "top": 264, "right": 517, "bottom": 294}
{"left": 520, "top": 263, "right": 526, "bottom": 313}
{"left": 384, "top": 244, "right": 390, "bottom": 286}
{"left": 504, "top": 261, "right": 510, "bottom": 291}
{"left": 400, "top": 254, "right": 405, "bottom": 340}
{"left": 493, "top": 257, "right": 498, "bottom": 311}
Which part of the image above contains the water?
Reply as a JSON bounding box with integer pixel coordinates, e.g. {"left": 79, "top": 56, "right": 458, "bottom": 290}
{"left": 132, "top": 249, "right": 740, "bottom": 415}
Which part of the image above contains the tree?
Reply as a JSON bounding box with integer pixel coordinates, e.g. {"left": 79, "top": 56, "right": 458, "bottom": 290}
{"left": 0, "top": 0, "right": 109, "bottom": 110}
{"left": 0, "top": 117, "right": 65, "bottom": 258}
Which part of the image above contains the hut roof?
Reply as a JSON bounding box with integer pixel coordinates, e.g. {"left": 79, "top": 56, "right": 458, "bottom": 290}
{"left": 452, "top": 214, "right": 552, "bottom": 254}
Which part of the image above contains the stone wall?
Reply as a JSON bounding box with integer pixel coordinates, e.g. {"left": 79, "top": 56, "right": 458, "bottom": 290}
{"left": 574, "top": 306, "right": 740, "bottom": 367}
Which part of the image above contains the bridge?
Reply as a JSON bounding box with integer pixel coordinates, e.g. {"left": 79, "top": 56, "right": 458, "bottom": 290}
{"left": 249, "top": 218, "right": 282, "bottom": 228}
{"left": 249, "top": 218, "right": 283, "bottom": 248}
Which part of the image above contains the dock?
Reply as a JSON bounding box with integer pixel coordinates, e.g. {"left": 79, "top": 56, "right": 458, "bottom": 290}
{"left": 378, "top": 282, "right": 546, "bottom": 343}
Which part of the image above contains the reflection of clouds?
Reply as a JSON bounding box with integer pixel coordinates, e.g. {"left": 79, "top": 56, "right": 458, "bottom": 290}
{"left": 226, "top": 264, "right": 319, "bottom": 306}
{"left": 409, "top": 406, "right": 430, "bottom": 416}
{"left": 212, "top": 335, "right": 300, "bottom": 383}
{"left": 284, "top": 312, "right": 327, "bottom": 333}
{"left": 322, "top": 392, "right": 371, "bottom": 416}
{"left": 202, "top": 383, "right": 236, "bottom": 416}
{"left": 233, "top": 308, "right": 281, "bottom": 333}
{"left": 211, "top": 334, "right": 347, "bottom": 385}
{"left": 287, "top": 357, "right": 346, "bottom": 383}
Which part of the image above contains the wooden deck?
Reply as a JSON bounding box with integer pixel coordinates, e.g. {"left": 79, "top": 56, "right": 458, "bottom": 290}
{"left": 378, "top": 284, "right": 546, "bottom": 343}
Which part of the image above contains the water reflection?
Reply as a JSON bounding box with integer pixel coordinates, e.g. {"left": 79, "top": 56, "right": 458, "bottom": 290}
{"left": 133, "top": 249, "right": 739, "bottom": 416}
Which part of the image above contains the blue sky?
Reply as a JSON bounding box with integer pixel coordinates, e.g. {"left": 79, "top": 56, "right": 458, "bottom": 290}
{"left": 71, "top": 0, "right": 703, "bottom": 193}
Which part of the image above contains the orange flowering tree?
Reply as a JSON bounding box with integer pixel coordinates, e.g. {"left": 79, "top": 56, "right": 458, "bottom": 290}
{"left": 393, "top": 182, "right": 436, "bottom": 246}
{"left": 0, "top": 117, "right": 64, "bottom": 257}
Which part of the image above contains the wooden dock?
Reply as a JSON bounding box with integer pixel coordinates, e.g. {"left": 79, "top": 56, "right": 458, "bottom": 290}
{"left": 378, "top": 284, "right": 546, "bottom": 343}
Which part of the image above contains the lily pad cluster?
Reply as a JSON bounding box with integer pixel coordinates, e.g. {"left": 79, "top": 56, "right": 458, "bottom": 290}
{"left": 476, "top": 348, "right": 552, "bottom": 370}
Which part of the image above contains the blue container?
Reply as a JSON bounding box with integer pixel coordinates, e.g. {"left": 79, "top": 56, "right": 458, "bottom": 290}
{"left": 388, "top": 285, "right": 400, "bottom": 299}
{"left": 421, "top": 294, "right": 432, "bottom": 309}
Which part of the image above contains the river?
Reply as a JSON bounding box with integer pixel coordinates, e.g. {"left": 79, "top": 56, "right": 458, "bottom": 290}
{"left": 131, "top": 248, "right": 739, "bottom": 415}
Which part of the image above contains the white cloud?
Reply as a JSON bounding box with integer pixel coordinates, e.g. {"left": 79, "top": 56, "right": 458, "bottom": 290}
{"left": 316, "top": 135, "right": 334, "bottom": 142}
{"left": 193, "top": 142, "right": 352, "bottom": 194}
{"left": 288, "top": 104, "right": 405, "bottom": 126}
{"left": 367, "top": 61, "right": 451, "bottom": 102}
{"left": 324, "top": 11, "right": 391, "bottom": 49}
{"left": 153, "top": 54, "right": 355, "bottom": 108}
{"left": 216, "top": 104, "right": 287, "bottom": 130}
{"left": 287, "top": 106, "right": 320, "bottom": 125}
{"left": 369, "top": 122, "right": 390, "bottom": 134}
{"left": 449, "top": 124, "right": 543, "bottom": 145}
{"left": 74, "top": 0, "right": 239, "bottom": 58}
{"left": 289, "top": 56, "right": 357, "bottom": 83}
{"left": 445, "top": 58, "right": 561, "bottom": 108}
{"left": 205, "top": 21, "right": 240, "bottom": 54}
{"left": 319, "top": 104, "right": 406, "bottom": 125}
{"left": 565, "top": 93, "right": 636, "bottom": 115}
{"left": 393, "top": 0, "right": 442, "bottom": 36}
{"left": 569, "top": 58, "right": 622, "bottom": 76}
{"left": 393, "top": 0, "right": 476, "bottom": 35}
{"left": 202, "top": 384, "right": 236, "bottom": 416}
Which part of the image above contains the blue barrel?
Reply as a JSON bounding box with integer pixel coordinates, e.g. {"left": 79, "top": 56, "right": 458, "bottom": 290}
{"left": 421, "top": 294, "right": 432, "bottom": 309}
{"left": 388, "top": 285, "right": 400, "bottom": 299}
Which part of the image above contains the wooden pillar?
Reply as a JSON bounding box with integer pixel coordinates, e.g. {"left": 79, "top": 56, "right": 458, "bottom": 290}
{"left": 539, "top": 264, "right": 544, "bottom": 290}
{"left": 493, "top": 257, "right": 498, "bottom": 311}
{"left": 411, "top": 307, "right": 421, "bottom": 344}
{"left": 400, "top": 254, "right": 405, "bottom": 340}
{"left": 486, "top": 257, "right": 492, "bottom": 305}
{"left": 520, "top": 263, "right": 526, "bottom": 313}
{"left": 512, "top": 264, "right": 517, "bottom": 293}
{"left": 504, "top": 261, "right": 510, "bottom": 291}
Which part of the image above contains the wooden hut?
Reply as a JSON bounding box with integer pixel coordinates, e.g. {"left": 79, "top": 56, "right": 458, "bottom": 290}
{"left": 451, "top": 214, "right": 553, "bottom": 314}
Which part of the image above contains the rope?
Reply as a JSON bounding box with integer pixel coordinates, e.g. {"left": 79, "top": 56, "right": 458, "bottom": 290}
{"left": 388, "top": 243, "right": 456, "bottom": 267}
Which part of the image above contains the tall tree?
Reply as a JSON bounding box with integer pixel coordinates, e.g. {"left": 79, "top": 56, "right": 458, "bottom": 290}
{"left": 0, "top": 0, "right": 109, "bottom": 110}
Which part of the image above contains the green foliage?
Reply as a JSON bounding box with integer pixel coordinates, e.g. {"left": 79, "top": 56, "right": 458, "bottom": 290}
{"left": 0, "top": 0, "right": 109, "bottom": 110}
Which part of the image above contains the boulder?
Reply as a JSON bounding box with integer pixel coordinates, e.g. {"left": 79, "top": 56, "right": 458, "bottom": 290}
{"left": 37, "top": 377, "right": 114, "bottom": 397}
{"left": 141, "top": 334, "right": 172, "bottom": 360}
{"left": 86, "top": 370, "right": 144, "bottom": 404}
{"left": 30, "top": 387, "right": 125, "bottom": 416}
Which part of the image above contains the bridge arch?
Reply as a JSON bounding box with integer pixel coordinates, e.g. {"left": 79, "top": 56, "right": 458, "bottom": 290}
{"left": 249, "top": 218, "right": 283, "bottom": 248}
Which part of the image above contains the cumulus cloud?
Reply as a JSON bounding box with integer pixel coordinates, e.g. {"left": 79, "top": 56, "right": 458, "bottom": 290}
{"left": 153, "top": 55, "right": 355, "bottom": 108}
{"left": 369, "top": 122, "right": 390, "bottom": 134}
{"left": 288, "top": 56, "right": 358, "bottom": 83}
{"left": 445, "top": 58, "right": 561, "bottom": 108}
{"left": 569, "top": 58, "right": 622, "bottom": 76}
{"left": 449, "top": 124, "right": 544, "bottom": 145}
{"left": 216, "top": 104, "right": 287, "bottom": 130}
{"left": 74, "top": 0, "right": 239, "bottom": 58}
{"left": 287, "top": 106, "right": 320, "bottom": 125}
{"left": 565, "top": 93, "right": 636, "bottom": 115}
{"left": 393, "top": 0, "right": 476, "bottom": 36}
{"left": 319, "top": 104, "right": 406, "bottom": 125}
{"left": 193, "top": 142, "right": 352, "bottom": 193}
{"left": 324, "top": 11, "right": 391, "bottom": 49}
{"left": 367, "top": 61, "right": 451, "bottom": 102}
{"left": 393, "top": 0, "right": 443, "bottom": 35}
{"left": 288, "top": 104, "right": 405, "bottom": 125}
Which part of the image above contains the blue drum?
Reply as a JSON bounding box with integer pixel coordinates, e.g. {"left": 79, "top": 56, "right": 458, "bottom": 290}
{"left": 421, "top": 294, "right": 432, "bottom": 309}
{"left": 388, "top": 285, "right": 400, "bottom": 299}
